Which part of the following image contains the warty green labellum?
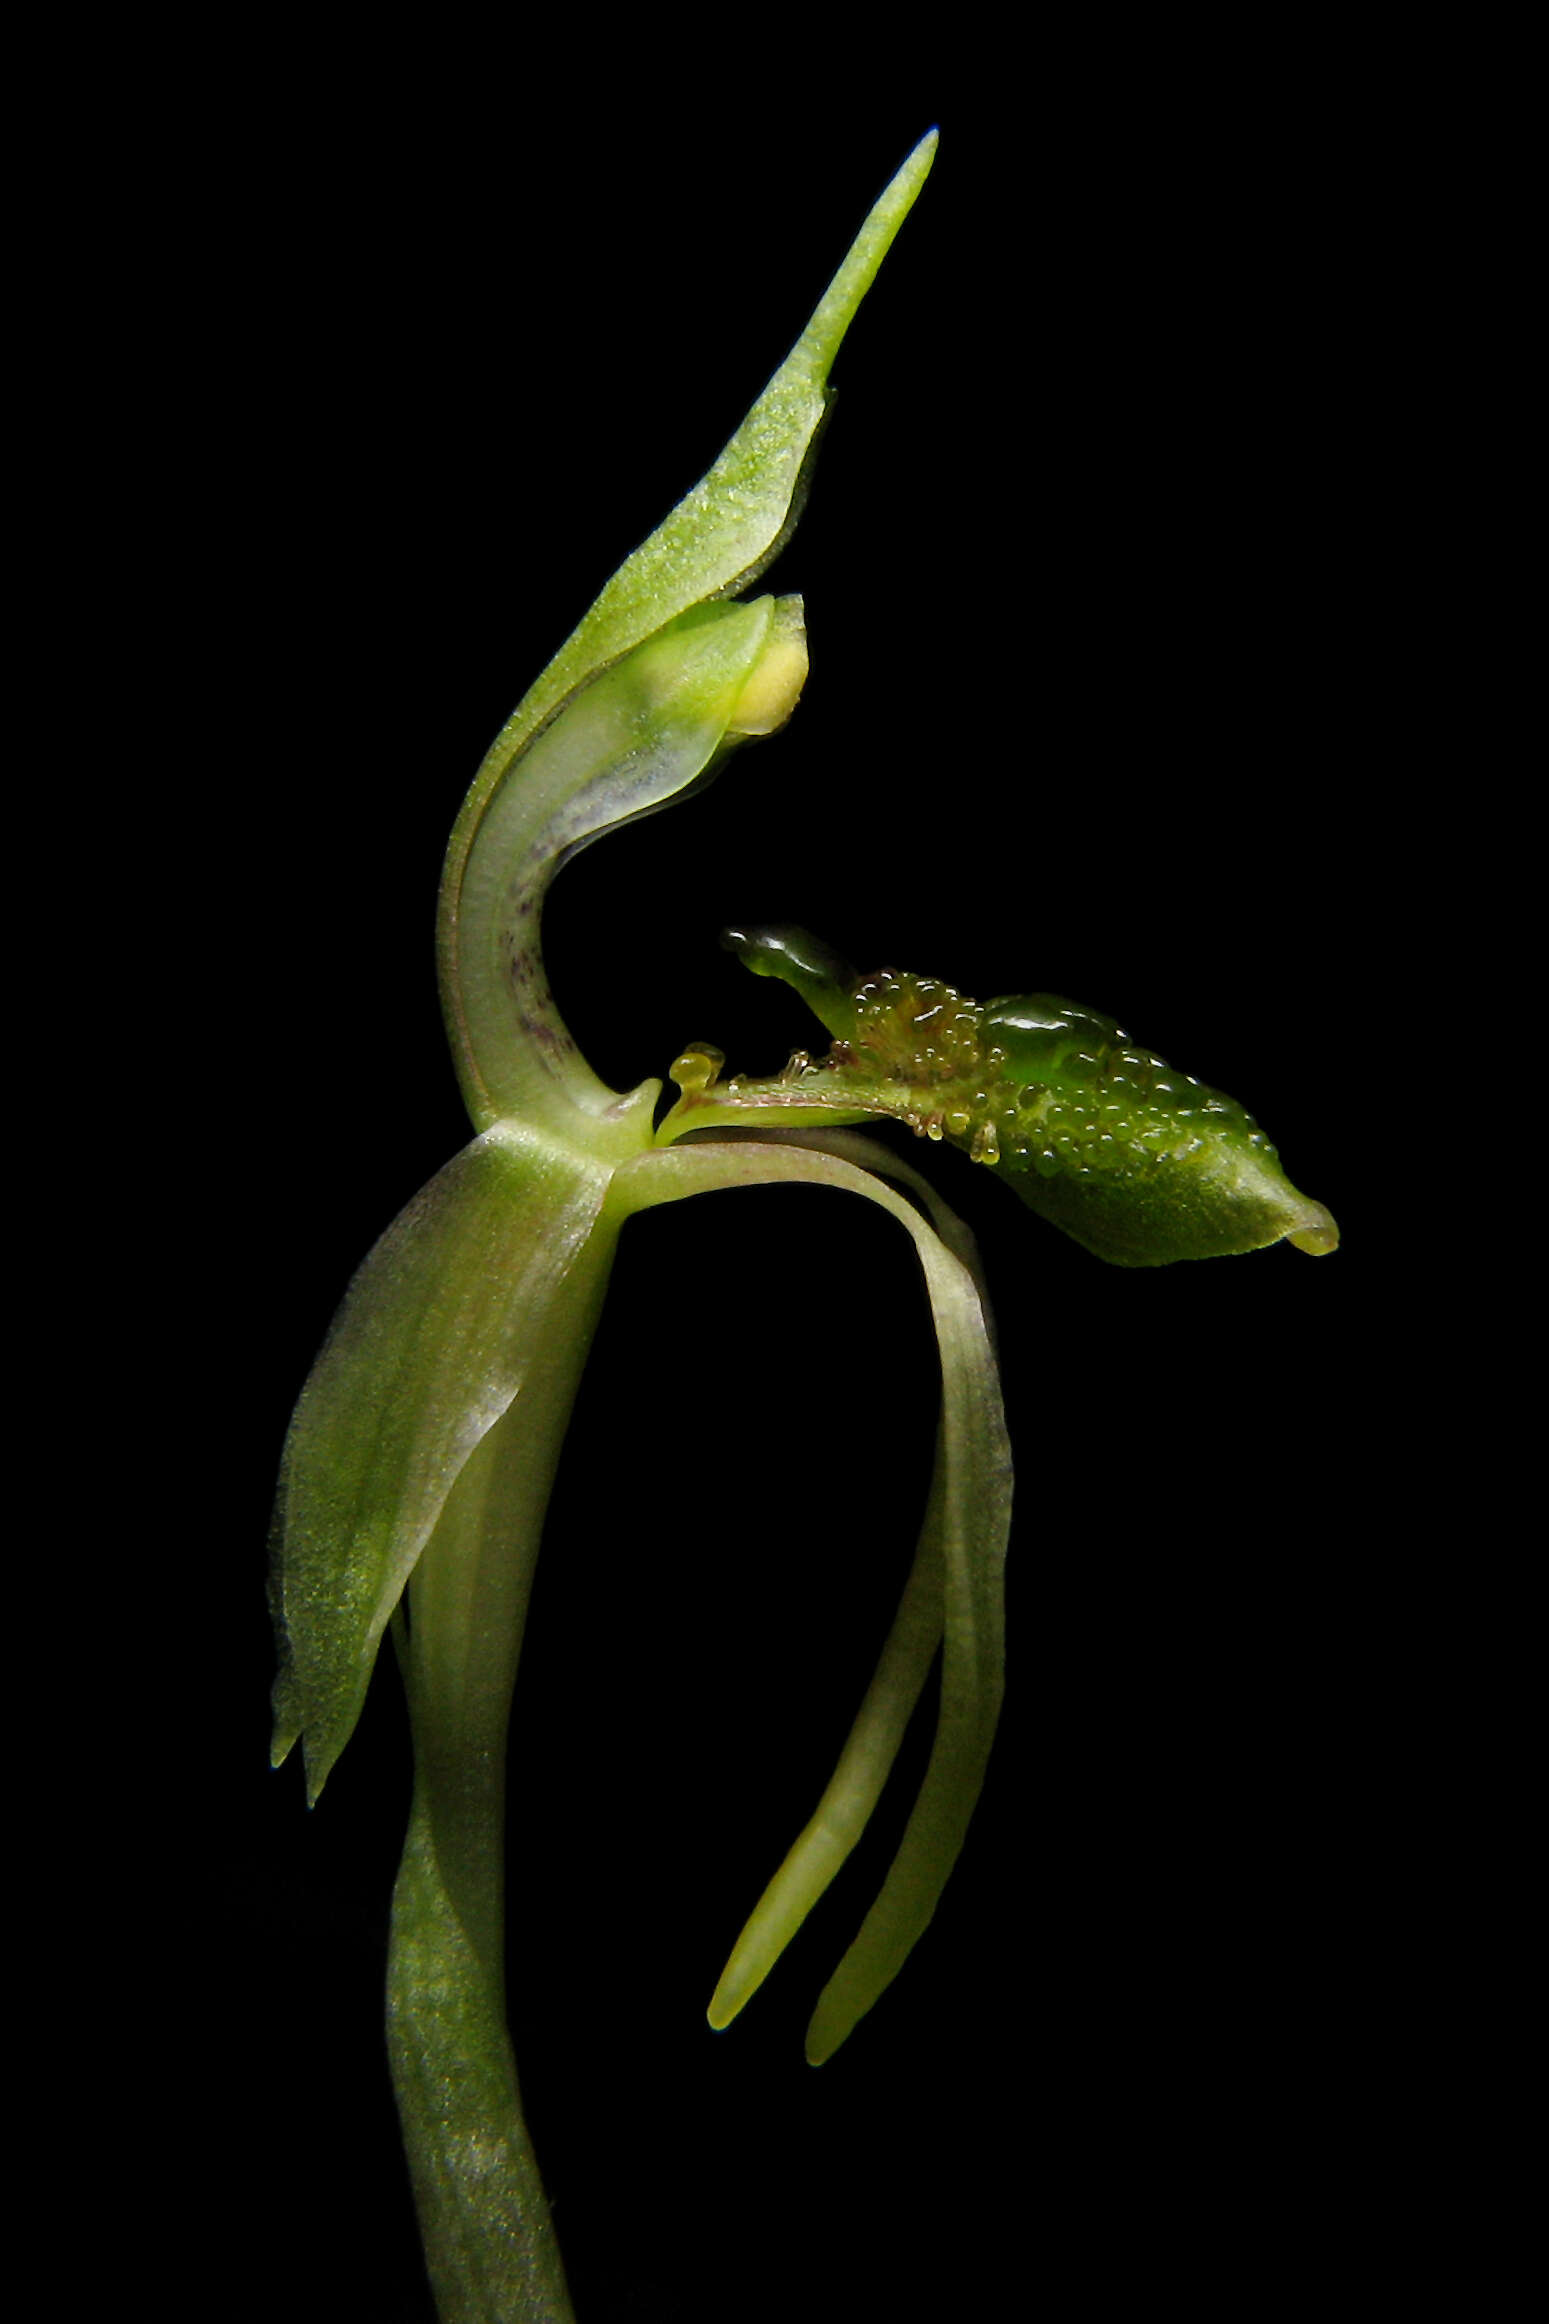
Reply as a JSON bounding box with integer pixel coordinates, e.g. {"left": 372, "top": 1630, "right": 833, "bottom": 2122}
{"left": 667, "top": 928, "right": 1338, "bottom": 1267}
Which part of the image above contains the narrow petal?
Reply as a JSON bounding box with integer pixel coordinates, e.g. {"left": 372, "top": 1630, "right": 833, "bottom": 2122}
{"left": 611, "top": 1134, "right": 1012, "bottom": 2063}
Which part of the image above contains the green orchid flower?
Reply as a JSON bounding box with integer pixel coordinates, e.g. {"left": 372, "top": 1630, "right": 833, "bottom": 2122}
{"left": 268, "top": 131, "right": 1336, "bottom": 2324}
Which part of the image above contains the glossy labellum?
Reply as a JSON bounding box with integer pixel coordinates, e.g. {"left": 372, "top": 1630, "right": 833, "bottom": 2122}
{"left": 665, "top": 927, "right": 1339, "bottom": 1266}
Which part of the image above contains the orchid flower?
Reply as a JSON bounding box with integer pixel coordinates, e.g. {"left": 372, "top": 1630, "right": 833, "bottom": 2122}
{"left": 268, "top": 132, "right": 1337, "bottom": 2324}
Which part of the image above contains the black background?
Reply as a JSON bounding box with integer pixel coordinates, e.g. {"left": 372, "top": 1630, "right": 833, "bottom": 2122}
{"left": 161, "top": 44, "right": 1474, "bottom": 2324}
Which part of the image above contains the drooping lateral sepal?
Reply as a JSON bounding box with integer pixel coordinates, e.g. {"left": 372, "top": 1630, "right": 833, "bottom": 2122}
{"left": 269, "top": 1124, "right": 616, "bottom": 1802}
{"left": 612, "top": 1132, "right": 1011, "bottom": 2063}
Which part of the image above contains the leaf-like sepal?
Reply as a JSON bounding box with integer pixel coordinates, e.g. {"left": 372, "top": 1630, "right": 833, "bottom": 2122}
{"left": 269, "top": 1125, "right": 615, "bottom": 1801}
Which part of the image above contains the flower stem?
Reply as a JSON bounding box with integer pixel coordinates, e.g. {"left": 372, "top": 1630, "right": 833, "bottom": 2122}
{"left": 386, "top": 1223, "right": 618, "bottom": 2323}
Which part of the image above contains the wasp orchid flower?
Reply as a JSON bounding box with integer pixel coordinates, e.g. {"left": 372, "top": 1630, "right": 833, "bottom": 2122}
{"left": 268, "top": 131, "right": 1336, "bottom": 2324}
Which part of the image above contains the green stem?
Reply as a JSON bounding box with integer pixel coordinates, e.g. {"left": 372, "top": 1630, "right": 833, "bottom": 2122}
{"left": 387, "top": 1222, "right": 618, "bottom": 2324}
